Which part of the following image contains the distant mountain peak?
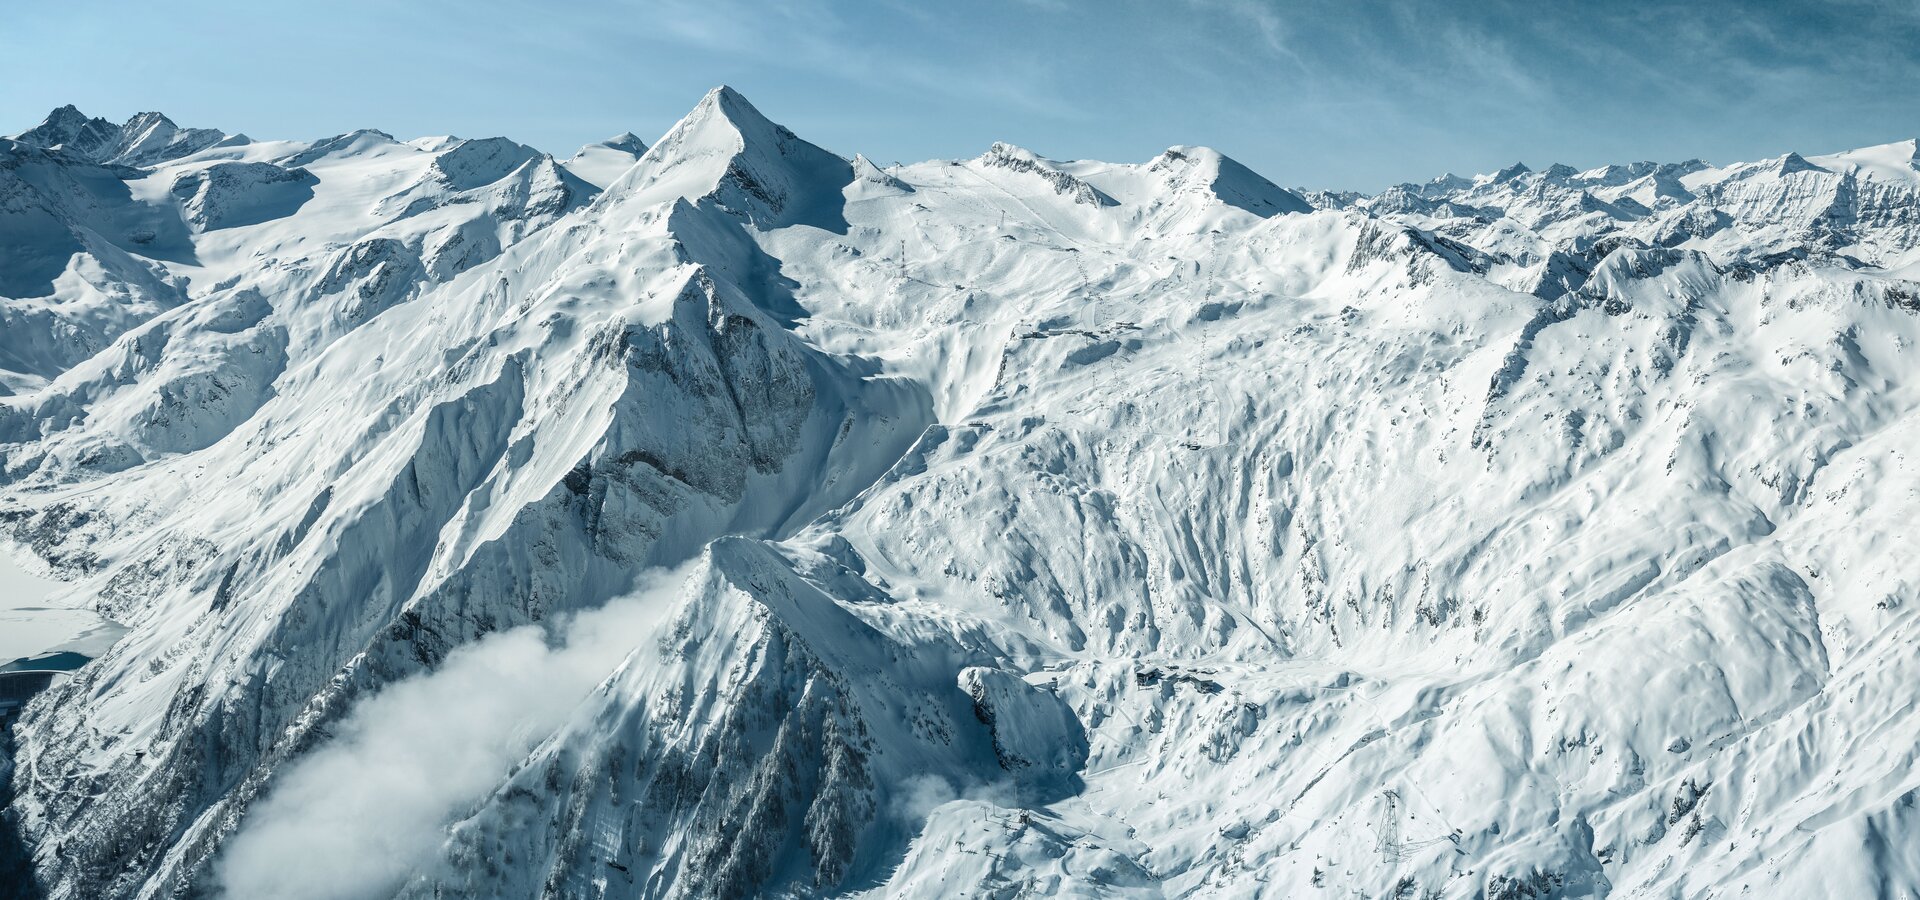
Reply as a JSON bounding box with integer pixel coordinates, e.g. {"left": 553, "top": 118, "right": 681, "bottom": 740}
{"left": 429, "top": 136, "right": 545, "bottom": 191}
{"left": 1153, "top": 145, "right": 1311, "bottom": 216}
{"left": 36, "top": 104, "right": 99, "bottom": 130}
{"left": 12, "top": 106, "right": 229, "bottom": 167}
{"left": 563, "top": 132, "right": 649, "bottom": 189}
{"left": 600, "top": 85, "right": 850, "bottom": 227}
{"left": 689, "top": 84, "right": 786, "bottom": 141}
{"left": 12, "top": 105, "right": 120, "bottom": 159}
{"left": 1491, "top": 161, "right": 1532, "bottom": 182}
{"left": 982, "top": 140, "right": 1041, "bottom": 160}
{"left": 1773, "top": 151, "right": 1827, "bottom": 175}
{"left": 849, "top": 152, "right": 911, "bottom": 193}
{"left": 978, "top": 141, "right": 1113, "bottom": 206}
{"left": 121, "top": 110, "right": 181, "bottom": 131}
{"left": 601, "top": 131, "right": 647, "bottom": 155}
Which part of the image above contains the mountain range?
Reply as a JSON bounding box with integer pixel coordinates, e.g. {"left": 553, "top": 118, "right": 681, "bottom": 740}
{"left": 3, "top": 87, "right": 1919, "bottom": 899}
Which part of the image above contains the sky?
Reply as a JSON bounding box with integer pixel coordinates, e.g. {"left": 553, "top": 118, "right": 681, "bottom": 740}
{"left": 4, "top": 0, "right": 1917, "bottom": 191}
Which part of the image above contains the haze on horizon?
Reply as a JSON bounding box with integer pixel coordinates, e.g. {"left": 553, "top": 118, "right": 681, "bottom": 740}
{"left": 4, "top": 0, "right": 1916, "bottom": 192}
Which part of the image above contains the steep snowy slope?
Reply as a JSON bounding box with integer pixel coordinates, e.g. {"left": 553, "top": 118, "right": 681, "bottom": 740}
{"left": 0, "top": 118, "right": 597, "bottom": 488}
{"left": 565, "top": 133, "right": 648, "bottom": 189}
{"left": 4, "top": 89, "right": 1920, "bottom": 900}
{"left": 0, "top": 139, "right": 194, "bottom": 394}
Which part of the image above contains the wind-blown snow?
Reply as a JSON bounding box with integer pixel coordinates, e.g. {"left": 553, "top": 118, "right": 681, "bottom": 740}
{"left": 3, "top": 88, "right": 1920, "bottom": 900}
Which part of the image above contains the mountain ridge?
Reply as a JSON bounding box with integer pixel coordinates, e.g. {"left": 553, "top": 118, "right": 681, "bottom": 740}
{"left": 3, "top": 88, "right": 1920, "bottom": 900}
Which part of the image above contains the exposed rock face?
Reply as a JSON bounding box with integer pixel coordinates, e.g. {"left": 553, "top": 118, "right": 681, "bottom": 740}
{"left": 959, "top": 666, "right": 1089, "bottom": 790}
{"left": 3, "top": 91, "right": 1920, "bottom": 899}
{"left": 170, "top": 161, "right": 319, "bottom": 230}
{"left": 10, "top": 107, "right": 229, "bottom": 168}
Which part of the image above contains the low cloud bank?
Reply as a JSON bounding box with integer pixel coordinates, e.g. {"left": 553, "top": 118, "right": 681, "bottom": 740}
{"left": 216, "top": 562, "right": 695, "bottom": 900}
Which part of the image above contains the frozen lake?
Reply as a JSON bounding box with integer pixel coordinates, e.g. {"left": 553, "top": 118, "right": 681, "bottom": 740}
{"left": 0, "top": 548, "right": 123, "bottom": 670}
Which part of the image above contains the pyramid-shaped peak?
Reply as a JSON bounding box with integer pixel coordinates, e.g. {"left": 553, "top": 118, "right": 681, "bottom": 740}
{"left": 639, "top": 85, "right": 804, "bottom": 165}
{"left": 643, "top": 85, "right": 817, "bottom": 165}
{"left": 851, "top": 152, "right": 898, "bottom": 178}
{"left": 122, "top": 110, "right": 180, "bottom": 130}
{"left": 602, "top": 85, "right": 850, "bottom": 227}
{"left": 105, "top": 110, "right": 226, "bottom": 166}
{"left": 850, "top": 153, "right": 911, "bottom": 194}
{"left": 1773, "top": 151, "right": 1827, "bottom": 175}
{"left": 1491, "top": 161, "right": 1532, "bottom": 182}
{"left": 13, "top": 105, "right": 225, "bottom": 167}
{"left": 12, "top": 105, "right": 120, "bottom": 158}
{"left": 41, "top": 104, "right": 93, "bottom": 127}
{"left": 18, "top": 104, "right": 107, "bottom": 139}
{"left": 602, "top": 131, "right": 647, "bottom": 154}
{"left": 1404, "top": 172, "right": 1473, "bottom": 199}
{"left": 689, "top": 85, "right": 783, "bottom": 134}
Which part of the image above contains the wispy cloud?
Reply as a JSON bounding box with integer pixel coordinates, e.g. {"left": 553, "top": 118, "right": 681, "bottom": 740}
{"left": 608, "top": 0, "right": 1080, "bottom": 118}
{"left": 215, "top": 562, "right": 698, "bottom": 900}
{"left": 5, "top": 0, "right": 1917, "bottom": 191}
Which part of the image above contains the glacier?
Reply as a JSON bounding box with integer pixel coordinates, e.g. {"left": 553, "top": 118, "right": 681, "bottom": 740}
{"left": 1, "top": 86, "right": 1919, "bottom": 899}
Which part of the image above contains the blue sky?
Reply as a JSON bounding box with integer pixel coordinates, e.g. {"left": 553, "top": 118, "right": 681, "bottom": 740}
{"left": 5, "top": 0, "right": 1917, "bottom": 190}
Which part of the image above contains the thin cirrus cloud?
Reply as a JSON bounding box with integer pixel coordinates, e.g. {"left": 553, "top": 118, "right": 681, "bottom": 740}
{"left": 1, "top": 0, "right": 1915, "bottom": 190}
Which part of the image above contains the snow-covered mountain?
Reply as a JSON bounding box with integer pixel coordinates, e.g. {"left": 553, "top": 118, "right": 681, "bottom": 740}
{"left": 3, "top": 88, "right": 1919, "bottom": 900}
{"left": 565, "top": 132, "right": 649, "bottom": 189}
